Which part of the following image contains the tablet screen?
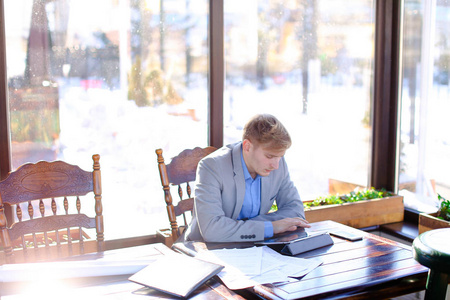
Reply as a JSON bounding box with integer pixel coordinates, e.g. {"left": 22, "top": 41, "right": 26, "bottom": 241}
{"left": 255, "top": 227, "right": 309, "bottom": 245}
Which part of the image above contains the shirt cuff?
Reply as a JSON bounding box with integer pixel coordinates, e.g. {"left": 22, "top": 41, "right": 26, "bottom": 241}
{"left": 264, "top": 221, "right": 274, "bottom": 238}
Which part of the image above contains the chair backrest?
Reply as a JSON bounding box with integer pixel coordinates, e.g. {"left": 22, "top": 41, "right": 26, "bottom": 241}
{"left": 156, "top": 147, "right": 217, "bottom": 241}
{"left": 0, "top": 154, "right": 104, "bottom": 264}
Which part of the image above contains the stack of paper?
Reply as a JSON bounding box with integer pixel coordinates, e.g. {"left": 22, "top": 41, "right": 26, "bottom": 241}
{"left": 195, "top": 246, "right": 322, "bottom": 290}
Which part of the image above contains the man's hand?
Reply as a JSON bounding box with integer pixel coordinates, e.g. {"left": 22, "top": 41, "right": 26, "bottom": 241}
{"left": 272, "top": 218, "right": 311, "bottom": 235}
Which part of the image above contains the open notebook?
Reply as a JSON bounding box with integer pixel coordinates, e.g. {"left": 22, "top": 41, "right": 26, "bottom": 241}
{"left": 128, "top": 252, "right": 224, "bottom": 298}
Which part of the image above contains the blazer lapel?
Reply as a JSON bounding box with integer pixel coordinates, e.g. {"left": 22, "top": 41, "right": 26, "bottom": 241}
{"left": 232, "top": 143, "right": 245, "bottom": 219}
{"left": 260, "top": 176, "right": 271, "bottom": 213}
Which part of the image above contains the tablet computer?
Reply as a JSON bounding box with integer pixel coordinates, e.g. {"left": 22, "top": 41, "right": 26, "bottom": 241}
{"left": 255, "top": 228, "right": 334, "bottom": 255}
{"left": 255, "top": 227, "right": 310, "bottom": 245}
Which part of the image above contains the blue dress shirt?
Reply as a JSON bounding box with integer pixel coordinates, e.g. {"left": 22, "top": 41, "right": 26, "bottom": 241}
{"left": 238, "top": 148, "right": 274, "bottom": 238}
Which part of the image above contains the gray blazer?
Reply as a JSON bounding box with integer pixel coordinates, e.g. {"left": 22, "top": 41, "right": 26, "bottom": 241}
{"left": 184, "top": 142, "right": 305, "bottom": 242}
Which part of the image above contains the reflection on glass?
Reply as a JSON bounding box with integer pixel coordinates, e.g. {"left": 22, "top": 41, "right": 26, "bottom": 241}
{"left": 223, "top": 0, "right": 375, "bottom": 200}
{"left": 399, "top": 0, "right": 450, "bottom": 212}
{"left": 5, "top": 0, "right": 208, "bottom": 238}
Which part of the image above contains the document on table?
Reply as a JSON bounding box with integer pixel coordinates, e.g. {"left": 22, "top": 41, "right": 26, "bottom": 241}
{"left": 195, "top": 246, "right": 322, "bottom": 290}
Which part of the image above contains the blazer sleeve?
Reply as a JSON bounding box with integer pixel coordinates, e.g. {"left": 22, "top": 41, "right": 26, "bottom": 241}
{"left": 251, "top": 157, "right": 306, "bottom": 222}
{"left": 193, "top": 155, "right": 266, "bottom": 242}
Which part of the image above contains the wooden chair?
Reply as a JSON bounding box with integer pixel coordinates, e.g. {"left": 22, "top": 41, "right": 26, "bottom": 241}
{"left": 0, "top": 154, "right": 104, "bottom": 264}
{"left": 156, "top": 147, "right": 217, "bottom": 244}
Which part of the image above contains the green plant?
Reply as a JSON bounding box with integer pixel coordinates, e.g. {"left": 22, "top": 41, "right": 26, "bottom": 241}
{"left": 269, "top": 187, "right": 394, "bottom": 212}
{"left": 437, "top": 194, "right": 450, "bottom": 221}
{"left": 304, "top": 187, "right": 393, "bottom": 209}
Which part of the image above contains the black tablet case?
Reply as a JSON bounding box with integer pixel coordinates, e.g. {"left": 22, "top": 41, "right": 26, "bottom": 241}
{"left": 280, "top": 232, "right": 334, "bottom": 255}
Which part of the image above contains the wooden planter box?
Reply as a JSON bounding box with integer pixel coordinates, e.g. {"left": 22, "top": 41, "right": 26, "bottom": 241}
{"left": 418, "top": 212, "right": 450, "bottom": 234}
{"left": 304, "top": 195, "right": 404, "bottom": 228}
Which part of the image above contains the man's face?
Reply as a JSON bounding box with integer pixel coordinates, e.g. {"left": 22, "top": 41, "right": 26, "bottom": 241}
{"left": 243, "top": 139, "right": 286, "bottom": 178}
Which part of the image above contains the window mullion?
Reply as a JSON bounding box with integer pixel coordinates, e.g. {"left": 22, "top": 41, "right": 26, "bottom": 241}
{"left": 0, "top": 0, "right": 11, "bottom": 180}
{"left": 208, "top": 0, "right": 224, "bottom": 148}
{"left": 371, "top": 0, "right": 403, "bottom": 193}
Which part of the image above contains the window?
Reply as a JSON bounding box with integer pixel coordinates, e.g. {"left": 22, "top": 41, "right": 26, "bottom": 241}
{"left": 5, "top": 0, "right": 209, "bottom": 239}
{"left": 1, "top": 0, "right": 432, "bottom": 242}
{"left": 399, "top": 0, "right": 450, "bottom": 212}
{"left": 223, "top": 0, "right": 375, "bottom": 200}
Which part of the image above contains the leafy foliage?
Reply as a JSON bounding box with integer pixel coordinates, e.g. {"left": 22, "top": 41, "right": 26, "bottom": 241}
{"left": 269, "top": 187, "right": 394, "bottom": 212}
{"left": 437, "top": 194, "right": 450, "bottom": 221}
{"left": 304, "top": 187, "right": 393, "bottom": 209}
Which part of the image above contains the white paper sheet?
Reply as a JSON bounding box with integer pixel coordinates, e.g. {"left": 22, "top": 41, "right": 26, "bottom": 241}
{"left": 209, "top": 246, "right": 263, "bottom": 276}
{"left": 195, "top": 246, "right": 322, "bottom": 290}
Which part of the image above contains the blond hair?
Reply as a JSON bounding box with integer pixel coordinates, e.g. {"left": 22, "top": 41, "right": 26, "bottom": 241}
{"left": 242, "top": 114, "right": 291, "bottom": 150}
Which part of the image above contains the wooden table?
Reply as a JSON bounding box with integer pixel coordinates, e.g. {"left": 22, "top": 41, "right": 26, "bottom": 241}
{"left": 0, "top": 243, "right": 244, "bottom": 299}
{"left": 177, "top": 220, "right": 429, "bottom": 300}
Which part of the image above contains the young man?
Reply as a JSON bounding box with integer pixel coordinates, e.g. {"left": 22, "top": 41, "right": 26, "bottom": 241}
{"left": 184, "top": 114, "right": 309, "bottom": 242}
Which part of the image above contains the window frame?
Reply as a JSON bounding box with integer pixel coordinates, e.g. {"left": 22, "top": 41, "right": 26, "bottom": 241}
{"left": 371, "top": 0, "right": 402, "bottom": 193}
{"left": 0, "top": 0, "right": 10, "bottom": 180}
{"left": 0, "top": 0, "right": 412, "bottom": 233}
